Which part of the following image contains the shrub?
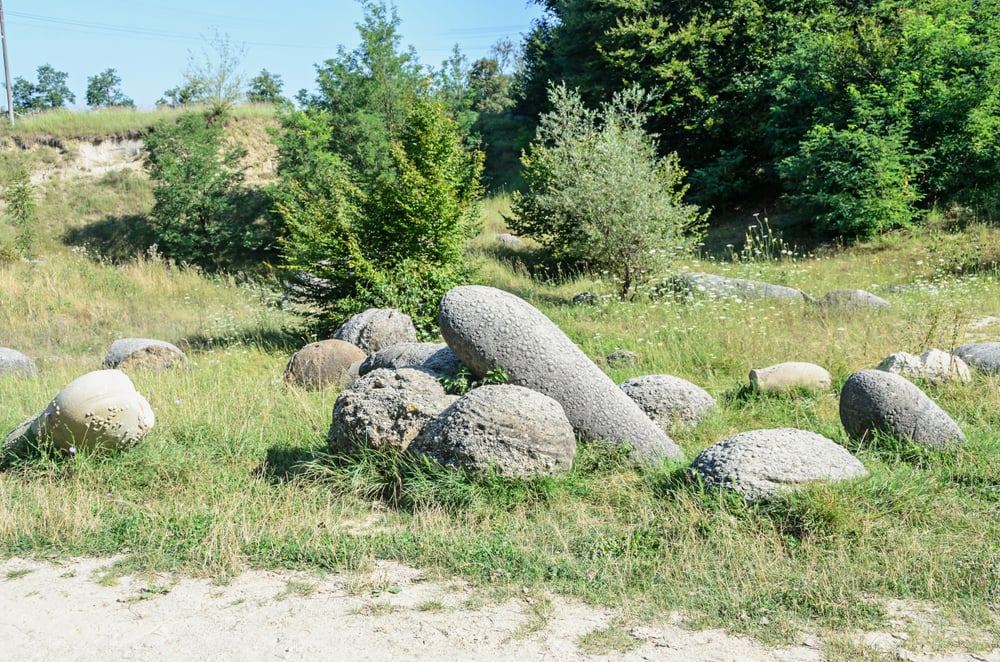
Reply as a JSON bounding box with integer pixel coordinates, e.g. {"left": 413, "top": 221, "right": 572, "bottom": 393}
{"left": 4, "top": 167, "right": 36, "bottom": 258}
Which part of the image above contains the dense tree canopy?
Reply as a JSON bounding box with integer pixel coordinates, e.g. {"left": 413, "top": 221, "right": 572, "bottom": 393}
{"left": 86, "top": 68, "right": 134, "bottom": 108}
{"left": 8, "top": 64, "right": 75, "bottom": 113}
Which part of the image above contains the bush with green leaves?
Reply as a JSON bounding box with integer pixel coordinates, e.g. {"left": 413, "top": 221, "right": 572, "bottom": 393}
{"left": 4, "top": 168, "right": 36, "bottom": 258}
{"left": 509, "top": 84, "right": 705, "bottom": 300}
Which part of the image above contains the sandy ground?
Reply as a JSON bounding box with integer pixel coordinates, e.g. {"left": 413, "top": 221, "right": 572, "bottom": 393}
{"left": 1, "top": 557, "right": 997, "bottom": 661}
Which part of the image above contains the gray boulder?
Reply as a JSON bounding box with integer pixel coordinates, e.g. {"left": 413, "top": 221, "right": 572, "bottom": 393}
{"left": 496, "top": 233, "right": 522, "bottom": 247}
{"left": 605, "top": 349, "right": 639, "bottom": 368}
{"left": 438, "top": 285, "right": 683, "bottom": 462}
{"left": 839, "top": 370, "right": 965, "bottom": 449}
{"left": 620, "top": 375, "right": 716, "bottom": 431}
{"left": 954, "top": 342, "right": 1000, "bottom": 375}
{"left": 284, "top": 339, "right": 367, "bottom": 390}
{"left": 103, "top": 338, "right": 188, "bottom": 370}
{"left": 0, "top": 348, "right": 39, "bottom": 377}
{"left": 671, "top": 272, "right": 811, "bottom": 302}
{"left": 749, "top": 362, "right": 832, "bottom": 392}
{"left": 332, "top": 308, "right": 418, "bottom": 355}
{"left": 409, "top": 384, "right": 576, "bottom": 478}
{"left": 690, "top": 428, "right": 869, "bottom": 502}
{"left": 358, "top": 342, "right": 463, "bottom": 378}
{"left": 327, "top": 368, "right": 456, "bottom": 453}
{"left": 876, "top": 349, "right": 971, "bottom": 383}
{"left": 819, "top": 289, "right": 891, "bottom": 310}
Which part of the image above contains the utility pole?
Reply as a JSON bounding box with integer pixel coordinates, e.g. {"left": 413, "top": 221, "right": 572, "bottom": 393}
{"left": 0, "top": 0, "right": 13, "bottom": 125}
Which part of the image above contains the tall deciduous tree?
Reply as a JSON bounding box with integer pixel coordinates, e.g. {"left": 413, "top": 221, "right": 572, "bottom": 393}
{"left": 183, "top": 30, "right": 246, "bottom": 115}
{"left": 85, "top": 68, "right": 134, "bottom": 108}
{"left": 247, "top": 69, "right": 284, "bottom": 104}
{"left": 8, "top": 64, "right": 75, "bottom": 112}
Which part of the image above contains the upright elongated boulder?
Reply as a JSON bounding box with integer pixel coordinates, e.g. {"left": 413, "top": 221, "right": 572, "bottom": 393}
{"left": 438, "top": 286, "right": 683, "bottom": 462}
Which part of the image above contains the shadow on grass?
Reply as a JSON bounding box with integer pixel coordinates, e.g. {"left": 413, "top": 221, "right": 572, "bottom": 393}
{"left": 180, "top": 327, "right": 309, "bottom": 355}
{"left": 62, "top": 214, "right": 157, "bottom": 262}
{"left": 252, "top": 444, "right": 325, "bottom": 484}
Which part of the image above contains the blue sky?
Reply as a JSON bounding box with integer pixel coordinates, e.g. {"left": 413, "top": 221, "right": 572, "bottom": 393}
{"left": 4, "top": 1, "right": 546, "bottom": 108}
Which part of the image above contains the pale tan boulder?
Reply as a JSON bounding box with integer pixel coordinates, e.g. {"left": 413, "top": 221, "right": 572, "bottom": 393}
{"left": 749, "top": 362, "right": 832, "bottom": 392}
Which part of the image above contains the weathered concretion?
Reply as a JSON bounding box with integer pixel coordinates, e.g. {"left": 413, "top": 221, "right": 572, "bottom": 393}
{"left": 0, "top": 348, "right": 39, "bottom": 377}
{"left": 690, "top": 428, "right": 869, "bottom": 502}
{"left": 284, "top": 339, "right": 366, "bottom": 390}
{"left": 876, "top": 349, "right": 971, "bottom": 383}
{"left": 839, "top": 370, "right": 965, "bottom": 449}
{"left": 671, "top": 272, "right": 812, "bottom": 302}
{"left": 409, "top": 384, "right": 576, "bottom": 478}
{"left": 331, "top": 308, "right": 418, "bottom": 355}
{"left": 103, "top": 338, "right": 188, "bottom": 371}
{"left": 358, "top": 342, "right": 463, "bottom": 378}
{"left": 438, "top": 286, "right": 683, "bottom": 462}
{"left": 749, "top": 362, "right": 832, "bottom": 392}
{"left": 818, "top": 289, "right": 891, "bottom": 310}
{"left": 327, "top": 368, "right": 456, "bottom": 453}
{"left": 619, "top": 375, "right": 716, "bottom": 431}
{"left": 954, "top": 342, "right": 1000, "bottom": 375}
{"left": 495, "top": 233, "right": 522, "bottom": 247}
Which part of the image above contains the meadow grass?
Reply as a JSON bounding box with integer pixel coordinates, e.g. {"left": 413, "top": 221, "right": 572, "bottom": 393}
{"left": 0, "top": 132, "right": 998, "bottom": 651}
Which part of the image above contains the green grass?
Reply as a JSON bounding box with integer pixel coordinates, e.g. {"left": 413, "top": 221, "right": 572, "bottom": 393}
{"left": 1, "top": 117, "right": 998, "bottom": 655}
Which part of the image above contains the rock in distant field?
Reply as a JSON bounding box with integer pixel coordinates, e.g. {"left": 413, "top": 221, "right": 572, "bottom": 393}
{"left": 749, "top": 362, "right": 832, "bottom": 392}
{"left": 359, "top": 342, "right": 463, "bottom": 378}
{"left": 876, "top": 349, "right": 971, "bottom": 383}
{"left": 327, "top": 368, "right": 456, "bottom": 453}
{"left": 954, "top": 342, "right": 1000, "bottom": 375}
{"left": 0, "top": 348, "right": 38, "bottom": 377}
{"left": 572, "top": 292, "right": 595, "bottom": 305}
{"left": 409, "top": 384, "right": 576, "bottom": 478}
{"left": 605, "top": 349, "right": 639, "bottom": 368}
{"left": 620, "top": 375, "right": 716, "bottom": 431}
{"left": 819, "top": 289, "right": 891, "bottom": 310}
{"left": 332, "top": 308, "right": 418, "bottom": 355}
{"left": 690, "top": 428, "right": 868, "bottom": 502}
{"left": 670, "top": 272, "right": 812, "bottom": 302}
{"left": 284, "top": 339, "right": 367, "bottom": 390}
{"left": 496, "top": 233, "right": 522, "bottom": 247}
{"left": 438, "top": 285, "right": 683, "bottom": 462}
{"left": 103, "top": 338, "right": 188, "bottom": 371}
{"left": 4, "top": 369, "right": 154, "bottom": 457}
{"left": 839, "top": 370, "right": 965, "bottom": 449}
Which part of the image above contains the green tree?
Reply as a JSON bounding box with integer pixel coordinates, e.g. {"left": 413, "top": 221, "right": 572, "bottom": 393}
{"left": 156, "top": 81, "right": 206, "bottom": 107}
{"left": 8, "top": 64, "right": 75, "bottom": 112}
{"left": 247, "top": 69, "right": 284, "bottom": 104}
{"left": 510, "top": 84, "right": 704, "bottom": 300}
{"left": 182, "top": 30, "right": 246, "bottom": 115}
{"left": 85, "top": 68, "right": 134, "bottom": 108}
{"left": 4, "top": 168, "right": 36, "bottom": 257}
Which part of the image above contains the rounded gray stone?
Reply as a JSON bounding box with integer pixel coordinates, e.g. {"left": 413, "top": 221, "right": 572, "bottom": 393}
{"left": 619, "top": 375, "right": 716, "bottom": 431}
{"left": 103, "top": 338, "right": 188, "bottom": 370}
{"left": 284, "top": 339, "right": 367, "bottom": 390}
{"left": 496, "top": 233, "right": 522, "bottom": 247}
{"left": 839, "top": 370, "right": 965, "bottom": 449}
{"left": 327, "top": 368, "right": 457, "bottom": 453}
{"left": 749, "top": 362, "right": 832, "bottom": 392}
{"left": 0, "top": 348, "right": 39, "bottom": 377}
{"left": 954, "top": 342, "right": 1000, "bottom": 375}
{"left": 438, "top": 286, "right": 682, "bottom": 462}
{"left": 358, "top": 342, "right": 463, "bottom": 378}
{"left": 690, "top": 428, "right": 869, "bottom": 502}
{"left": 876, "top": 349, "right": 971, "bottom": 383}
{"left": 672, "top": 272, "right": 811, "bottom": 302}
{"left": 819, "top": 289, "right": 891, "bottom": 310}
{"left": 331, "top": 308, "right": 418, "bottom": 355}
{"left": 409, "top": 384, "right": 576, "bottom": 478}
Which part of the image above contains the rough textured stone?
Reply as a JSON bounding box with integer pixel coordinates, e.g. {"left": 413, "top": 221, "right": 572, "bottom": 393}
{"left": 438, "top": 285, "right": 682, "bottom": 462}
{"left": 839, "top": 370, "right": 965, "bottom": 449}
{"left": 358, "top": 343, "right": 463, "bottom": 378}
{"left": 620, "top": 375, "right": 716, "bottom": 431}
{"left": 749, "top": 362, "right": 832, "bottom": 392}
{"left": 496, "top": 233, "right": 522, "bottom": 247}
{"left": 876, "top": 349, "right": 971, "bottom": 383}
{"left": 103, "top": 338, "right": 188, "bottom": 371}
{"left": 0, "top": 348, "right": 39, "bottom": 377}
{"left": 671, "top": 272, "right": 812, "bottom": 302}
{"left": 690, "top": 428, "right": 869, "bottom": 502}
{"left": 605, "top": 349, "right": 639, "bottom": 368}
{"left": 331, "top": 308, "right": 418, "bottom": 355}
{"left": 409, "top": 384, "right": 576, "bottom": 478}
{"left": 819, "top": 289, "right": 891, "bottom": 310}
{"left": 5, "top": 369, "right": 154, "bottom": 457}
{"left": 327, "top": 368, "right": 456, "bottom": 453}
{"left": 284, "top": 339, "right": 367, "bottom": 390}
{"left": 954, "top": 342, "right": 1000, "bottom": 375}
{"left": 572, "top": 292, "right": 595, "bottom": 305}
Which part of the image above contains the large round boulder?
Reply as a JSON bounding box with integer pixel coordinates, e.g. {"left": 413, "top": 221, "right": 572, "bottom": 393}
{"left": 438, "top": 286, "right": 682, "bottom": 462}
{"left": 358, "top": 342, "right": 463, "bottom": 378}
{"left": 839, "top": 370, "right": 965, "bottom": 449}
{"left": 876, "top": 349, "right": 971, "bottom": 383}
{"left": 284, "top": 339, "right": 366, "bottom": 390}
{"left": 103, "top": 338, "right": 188, "bottom": 371}
{"left": 409, "top": 384, "right": 576, "bottom": 478}
{"left": 749, "top": 362, "right": 832, "bottom": 392}
{"left": 331, "top": 308, "right": 418, "bottom": 355}
{"left": 0, "top": 348, "right": 39, "bottom": 377}
{"left": 690, "top": 428, "right": 869, "bottom": 502}
{"left": 954, "top": 342, "right": 1000, "bottom": 375}
{"left": 619, "top": 375, "right": 716, "bottom": 432}
{"left": 327, "top": 368, "right": 456, "bottom": 453}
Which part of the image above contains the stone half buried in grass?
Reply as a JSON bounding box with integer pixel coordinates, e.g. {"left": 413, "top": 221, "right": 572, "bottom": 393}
{"left": 749, "top": 362, "right": 832, "bottom": 393}
{"left": 954, "top": 342, "right": 1000, "bottom": 375}
{"left": 284, "top": 339, "right": 367, "bottom": 390}
{"left": 102, "top": 338, "right": 189, "bottom": 371}
{"left": 0, "top": 347, "right": 39, "bottom": 378}
{"left": 690, "top": 428, "right": 868, "bottom": 502}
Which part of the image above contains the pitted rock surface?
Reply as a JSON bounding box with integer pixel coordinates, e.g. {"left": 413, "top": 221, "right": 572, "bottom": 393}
{"left": 605, "top": 349, "right": 639, "bottom": 368}
{"left": 876, "top": 349, "right": 971, "bottom": 383}
{"left": 327, "top": 368, "right": 456, "bottom": 453}
{"left": 438, "top": 286, "right": 683, "bottom": 462}
{"left": 409, "top": 384, "right": 576, "bottom": 478}
{"left": 839, "top": 370, "right": 965, "bottom": 449}
{"left": 749, "top": 362, "right": 832, "bottom": 392}
{"left": 0, "top": 348, "right": 39, "bottom": 377}
{"left": 619, "top": 375, "right": 716, "bottom": 431}
{"left": 359, "top": 343, "right": 463, "bottom": 378}
{"left": 954, "top": 342, "right": 1000, "bottom": 375}
{"left": 103, "top": 338, "right": 188, "bottom": 370}
{"left": 690, "top": 428, "right": 868, "bottom": 502}
{"left": 818, "top": 289, "right": 891, "bottom": 310}
{"left": 331, "top": 308, "right": 418, "bottom": 355}
{"left": 672, "top": 272, "right": 811, "bottom": 302}
{"left": 284, "top": 339, "right": 366, "bottom": 390}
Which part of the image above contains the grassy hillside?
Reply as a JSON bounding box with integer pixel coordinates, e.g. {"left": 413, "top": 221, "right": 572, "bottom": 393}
{"left": 1, "top": 109, "right": 998, "bottom": 658}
